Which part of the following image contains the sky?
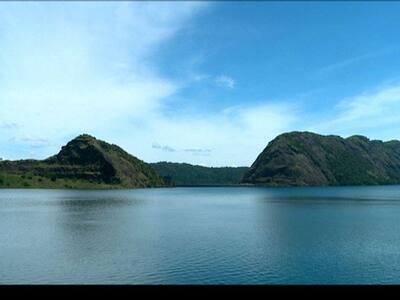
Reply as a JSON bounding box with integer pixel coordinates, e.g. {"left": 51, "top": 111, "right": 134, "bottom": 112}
{"left": 1, "top": 2, "right": 400, "bottom": 167}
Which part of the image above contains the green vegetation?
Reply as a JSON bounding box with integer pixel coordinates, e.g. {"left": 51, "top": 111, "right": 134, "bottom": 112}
{"left": 4, "top": 131, "right": 400, "bottom": 189}
{"left": 0, "top": 172, "right": 120, "bottom": 189}
{"left": 0, "top": 134, "right": 166, "bottom": 189}
{"left": 242, "top": 131, "right": 400, "bottom": 186}
{"left": 151, "top": 162, "right": 249, "bottom": 186}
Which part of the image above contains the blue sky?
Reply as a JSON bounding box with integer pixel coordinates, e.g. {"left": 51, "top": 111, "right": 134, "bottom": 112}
{"left": 1, "top": 2, "right": 400, "bottom": 166}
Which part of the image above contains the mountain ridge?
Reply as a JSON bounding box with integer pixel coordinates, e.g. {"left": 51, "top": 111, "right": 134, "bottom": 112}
{"left": 150, "top": 161, "right": 249, "bottom": 186}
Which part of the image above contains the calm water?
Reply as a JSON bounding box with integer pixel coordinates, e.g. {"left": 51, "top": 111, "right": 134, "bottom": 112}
{"left": 1, "top": 186, "right": 400, "bottom": 284}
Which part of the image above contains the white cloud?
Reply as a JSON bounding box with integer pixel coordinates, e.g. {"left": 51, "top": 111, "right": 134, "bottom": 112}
{"left": 115, "top": 102, "right": 299, "bottom": 166}
{"left": 215, "top": 75, "right": 236, "bottom": 89}
{"left": 0, "top": 2, "right": 205, "bottom": 155}
{"left": 0, "top": 2, "right": 301, "bottom": 166}
{"left": 308, "top": 82, "right": 400, "bottom": 140}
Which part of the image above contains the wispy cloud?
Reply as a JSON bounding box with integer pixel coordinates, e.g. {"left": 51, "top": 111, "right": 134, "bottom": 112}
{"left": 308, "top": 81, "right": 400, "bottom": 139}
{"left": 9, "top": 136, "right": 51, "bottom": 149}
{"left": 0, "top": 2, "right": 206, "bottom": 156}
{"left": 152, "top": 144, "right": 212, "bottom": 156}
{"left": 0, "top": 2, "right": 301, "bottom": 166}
{"left": 0, "top": 122, "right": 19, "bottom": 130}
{"left": 184, "top": 148, "right": 212, "bottom": 154}
{"left": 152, "top": 142, "right": 176, "bottom": 152}
{"left": 132, "top": 101, "right": 300, "bottom": 166}
{"left": 215, "top": 75, "right": 236, "bottom": 89}
{"left": 317, "top": 48, "right": 398, "bottom": 76}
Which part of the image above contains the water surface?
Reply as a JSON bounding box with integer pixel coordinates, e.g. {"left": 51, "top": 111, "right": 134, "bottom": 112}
{"left": 1, "top": 186, "right": 400, "bottom": 284}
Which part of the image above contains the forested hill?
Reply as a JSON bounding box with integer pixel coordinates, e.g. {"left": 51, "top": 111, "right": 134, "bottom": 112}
{"left": 150, "top": 162, "right": 249, "bottom": 186}
{"left": 0, "top": 134, "right": 165, "bottom": 189}
{"left": 242, "top": 131, "right": 400, "bottom": 186}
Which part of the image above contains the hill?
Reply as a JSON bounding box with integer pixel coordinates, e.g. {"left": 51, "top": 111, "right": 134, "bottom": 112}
{"left": 0, "top": 134, "right": 165, "bottom": 188}
{"left": 150, "top": 162, "right": 249, "bottom": 186}
{"left": 242, "top": 131, "right": 400, "bottom": 186}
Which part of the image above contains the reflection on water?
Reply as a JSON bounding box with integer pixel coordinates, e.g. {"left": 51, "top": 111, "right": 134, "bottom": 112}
{"left": 1, "top": 186, "right": 400, "bottom": 283}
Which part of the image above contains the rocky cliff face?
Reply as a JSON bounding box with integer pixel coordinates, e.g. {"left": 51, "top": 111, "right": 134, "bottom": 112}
{"left": 242, "top": 131, "right": 400, "bottom": 186}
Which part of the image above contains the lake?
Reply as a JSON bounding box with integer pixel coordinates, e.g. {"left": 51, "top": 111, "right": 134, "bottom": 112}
{"left": 1, "top": 186, "right": 400, "bottom": 284}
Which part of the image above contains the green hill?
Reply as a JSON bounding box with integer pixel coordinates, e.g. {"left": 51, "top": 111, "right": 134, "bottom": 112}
{"left": 150, "top": 162, "right": 249, "bottom": 186}
{"left": 242, "top": 131, "right": 400, "bottom": 186}
{"left": 4, "top": 131, "right": 400, "bottom": 188}
{"left": 0, "top": 134, "right": 165, "bottom": 189}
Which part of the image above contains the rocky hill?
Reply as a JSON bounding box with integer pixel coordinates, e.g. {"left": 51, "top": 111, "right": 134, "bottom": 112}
{"left": 0, "top": 134, "right": 165, "bottom": 188}
{"left": 242, "top": 131, "right": 400, "bottom": 186}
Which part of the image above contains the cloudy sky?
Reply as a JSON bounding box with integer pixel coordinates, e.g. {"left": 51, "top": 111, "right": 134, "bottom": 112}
{"left": 1, "top": 2, "right": 400, "bottom": 166}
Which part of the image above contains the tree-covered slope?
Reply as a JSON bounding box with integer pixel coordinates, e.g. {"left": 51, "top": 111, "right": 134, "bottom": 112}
{"left": 150, "top": 162, "right": 249, "bottom": 186}
{"left": 242, "top": 131, "right": 400, "bottom": 186}
{"left": 0, "top": 134, "right": 165, "bottom": 188}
